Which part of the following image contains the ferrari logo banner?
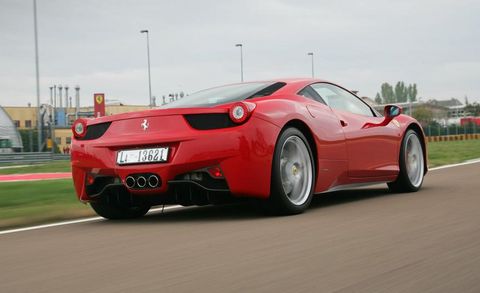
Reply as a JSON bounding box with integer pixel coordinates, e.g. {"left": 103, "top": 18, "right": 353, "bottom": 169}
{"left": 94, "top": 93, "right": 106, "bottom": 117}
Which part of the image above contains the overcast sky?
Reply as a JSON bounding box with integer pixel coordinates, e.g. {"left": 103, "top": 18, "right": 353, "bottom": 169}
{"left": 0, "top": 0, "right": 479, "bottom": 106}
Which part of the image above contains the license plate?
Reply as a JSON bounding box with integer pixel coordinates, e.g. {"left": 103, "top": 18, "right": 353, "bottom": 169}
{"left": 116, "top": 147, "right": 169, "bottom": 165}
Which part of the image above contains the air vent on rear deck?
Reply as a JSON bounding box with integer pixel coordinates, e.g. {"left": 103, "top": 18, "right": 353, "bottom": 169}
{"left": 78, "top": 122, "right": 112, "bottom": 140}
{"left": 184, "top": 113, "right": 235, "bottom": 130}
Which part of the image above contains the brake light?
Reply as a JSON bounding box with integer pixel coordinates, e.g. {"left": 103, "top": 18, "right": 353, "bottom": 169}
{"left": 86, "top": 173, "right": 95, "bottom": 185}
{"left": 207, "top": 166, "right": 224, "bottom": 179}
{"left": 229, "top": 102, "right": 256, "bottom": 124}
{"left": 72, "top": 119, "right": 87, "bottom": 138}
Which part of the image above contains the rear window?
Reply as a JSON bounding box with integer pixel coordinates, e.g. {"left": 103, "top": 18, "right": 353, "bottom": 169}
{"left": 163, "top": 82, "right": 283, "bottom": 109}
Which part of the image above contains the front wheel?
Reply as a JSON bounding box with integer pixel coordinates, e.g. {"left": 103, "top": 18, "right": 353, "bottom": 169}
{"left": 388, "top": 129, "right": 425, "bottom": 193}
{"left": 265, "top": 128, "right": 315, "bottom": 215}
{"left": 90, "top": 202, "right": 150, "bottom": 220}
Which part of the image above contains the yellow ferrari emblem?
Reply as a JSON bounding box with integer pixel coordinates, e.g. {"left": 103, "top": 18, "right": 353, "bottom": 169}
{"left": 95, "top": 95, "right": 104, "bottom": 104}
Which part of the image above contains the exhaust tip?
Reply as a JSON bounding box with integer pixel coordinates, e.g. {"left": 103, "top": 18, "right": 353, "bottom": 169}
{"left": 125, "top": 176, "right": 136, "bottom": 188}
{"left": 137, "top": 176, "right": 147, "bottom": 188}
{"left": 148, "top": 175, "right": 159, "bottom": 188}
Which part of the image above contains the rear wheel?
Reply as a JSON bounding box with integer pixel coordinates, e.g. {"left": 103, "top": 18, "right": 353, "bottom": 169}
{"left": 388, "top": 129, "right": 425, "bottom": 193}
{"left": 90, "top": 202, "right": 150, "bottom": 220}
{"left": 265, "top": 128, "right": 315, "bottom": 215}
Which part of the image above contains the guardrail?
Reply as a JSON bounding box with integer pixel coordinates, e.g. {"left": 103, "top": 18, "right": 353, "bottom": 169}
{"left": 0, "top": 152, "right": 70, "bottom": 164}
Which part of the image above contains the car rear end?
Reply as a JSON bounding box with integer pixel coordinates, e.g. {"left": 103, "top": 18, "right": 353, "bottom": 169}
{"left": 71, "top": 82, "right": 286, "bottom": 207}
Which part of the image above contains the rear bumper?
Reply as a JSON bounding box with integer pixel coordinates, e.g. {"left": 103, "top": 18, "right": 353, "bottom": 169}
{"left": 71, "top": 116, "right": 280, "bottom": 202}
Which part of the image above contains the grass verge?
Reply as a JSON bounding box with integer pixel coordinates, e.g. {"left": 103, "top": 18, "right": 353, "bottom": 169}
{"left": 0, "top": 179, "right": 93, "bottom": 229}
{"left": 427, "top": 139, "right": 480, "bottom": 167}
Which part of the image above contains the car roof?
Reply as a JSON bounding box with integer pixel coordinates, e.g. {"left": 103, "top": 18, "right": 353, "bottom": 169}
{"left": 264, "top": 78, "right": 334, "bottom": 95}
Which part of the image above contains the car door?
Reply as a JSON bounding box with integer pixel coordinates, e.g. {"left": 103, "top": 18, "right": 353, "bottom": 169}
{"left": 297, "top": 86, "right": 349, "bottom": 190}
{"left": 310, "top": 83, "right": 401, "bottom": 178}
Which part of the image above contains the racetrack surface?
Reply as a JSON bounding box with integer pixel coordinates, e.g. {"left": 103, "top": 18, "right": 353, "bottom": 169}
{"left": 1, "top": 163, "right": 479, "bottom": 292}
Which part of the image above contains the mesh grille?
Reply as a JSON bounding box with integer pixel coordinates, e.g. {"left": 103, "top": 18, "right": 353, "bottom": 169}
{"left": 78, "top": 122, "right": 111, "bottom": 140}
{"left": 184, "top": 113, "right": 235, "bottom": 130}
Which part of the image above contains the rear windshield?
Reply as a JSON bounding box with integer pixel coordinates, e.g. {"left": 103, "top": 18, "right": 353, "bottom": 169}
{"left": 163, "top": 82, "right": 281, "bottom": 108}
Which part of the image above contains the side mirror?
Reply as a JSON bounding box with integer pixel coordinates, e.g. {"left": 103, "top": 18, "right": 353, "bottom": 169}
{"left": 362, "top": 105, "right": 402, "bottom": 129}
{"left": 384, "top": 105, "right": 401, "bottom": 119}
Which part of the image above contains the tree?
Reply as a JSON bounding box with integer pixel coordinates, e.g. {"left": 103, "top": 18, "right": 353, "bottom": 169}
{"left": 464, "top": 102, "right": 480, "bottom": 116}
{"left": 377, "top": 82, "right": 418, "bottom": 104}
{"left": 374, "top": 92, "right": 382, "bottom": 104}
{"left": 407, "top": 84, "right": 417, "bottom": 102}
{"left": 381, "top": 82, "right": 395, "bottom": 103}
{"left": 394, "top": 81, "right": 408, "bottom": 102}
{"left": 412, "top": 106, "right": 433, "bottom": 126}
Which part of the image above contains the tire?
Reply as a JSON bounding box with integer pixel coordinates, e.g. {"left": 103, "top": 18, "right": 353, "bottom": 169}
{"left": 90, "top": 202, "right": 150, "bottom": 220}
{"left": 265, "top": 127, "right": 315, "bottom": 215}
{"left": 388, "top": 129, "right": 425, "bottom": 193}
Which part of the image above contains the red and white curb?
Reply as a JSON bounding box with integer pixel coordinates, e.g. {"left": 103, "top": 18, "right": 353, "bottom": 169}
{"left": 0, "top": 172, "right": 71, "bottom": 182}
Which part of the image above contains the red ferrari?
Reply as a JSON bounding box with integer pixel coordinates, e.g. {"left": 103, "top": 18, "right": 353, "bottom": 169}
{"left": 71, "top": 79, "right": 427, "bottom": 219}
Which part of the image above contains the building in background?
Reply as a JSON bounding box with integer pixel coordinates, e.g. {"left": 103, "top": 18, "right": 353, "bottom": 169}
{"left": 0, "top": 106, "right": 23, "bottom": 152}
{"left": 3, "top": 104, "right": 149, "bottom": 152}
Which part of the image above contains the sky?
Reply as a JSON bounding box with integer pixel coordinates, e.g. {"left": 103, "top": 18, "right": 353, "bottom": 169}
{"left": 0, "top": 0, "right": 479, "bottom": 107}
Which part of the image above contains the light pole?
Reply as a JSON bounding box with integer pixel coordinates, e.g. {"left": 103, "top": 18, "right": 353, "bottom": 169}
{"left": 33, "top": 0, "right": 42, "bottom": 151}
{"left": 58, "top": 85, "right": 63, "bottom": 108}
{"left": 235, "top": 43, "right": 244, "bottom": 82}
{"left": 53, "top": 85, "right": 56, "bottom": 109}
{"left": 65, "top": 85, "right": 69, "bottom": 108}
{"left": 49, "top": 86, "right": 53, "bottom": 105}
{"left": 307, "top": 52, "right": 314, "bottom": 78}
{"left": 140, "top": 30, "right": 153, "bottom": 107}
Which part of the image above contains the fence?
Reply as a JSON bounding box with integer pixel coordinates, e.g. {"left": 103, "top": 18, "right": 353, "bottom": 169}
{"left": 424, "top": 123, "right": 480, "bottom": 137}
{"left": 426, "top": 134, "right": 480, "bottom": 143}
{"left": 0, "top": 152, "right": 70, "bottom": 164}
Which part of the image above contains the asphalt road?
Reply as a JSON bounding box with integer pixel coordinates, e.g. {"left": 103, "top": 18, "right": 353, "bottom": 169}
{"left": 1, "top": 162, "right": 480, "bottom": 293}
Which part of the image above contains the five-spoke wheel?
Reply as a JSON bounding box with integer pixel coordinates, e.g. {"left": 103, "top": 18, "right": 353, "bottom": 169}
{"left": 267, "top": 127, "right": 315, "bottom": 214}
{"left": 388, "top": 129, "right": 425, "bottom": 192}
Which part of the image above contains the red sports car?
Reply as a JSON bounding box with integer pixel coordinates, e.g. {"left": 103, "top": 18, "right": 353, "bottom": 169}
{"left": 71, "top": 79, "right": 427, "bottom": 219}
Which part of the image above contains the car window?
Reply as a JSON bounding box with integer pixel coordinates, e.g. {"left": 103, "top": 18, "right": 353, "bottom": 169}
{"left": 310, "top": 83, "right": 374, "bottom": 117}
{"left": 163, "top": 82, "right": 275, "bottom": 109}
{"left": 298, "top": 86, "right": 326, "bottom": 105}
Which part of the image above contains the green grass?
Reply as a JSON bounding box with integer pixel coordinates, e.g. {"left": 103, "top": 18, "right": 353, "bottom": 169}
{"left": 427, "top": 139, "right": 480, "bottom": 167}
{"left": 0, "top": 179, "right": 93, "bottom": 229}
{"left": 0, "top": 160, "right": 71, "bottom": 175}
{"left": 0, "top": 139, "right": 479, "bottom": 230}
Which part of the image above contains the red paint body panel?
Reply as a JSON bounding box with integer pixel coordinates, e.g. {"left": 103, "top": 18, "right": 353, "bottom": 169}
{"left": 71, "top": 78, "right": 426, "bottom": 203}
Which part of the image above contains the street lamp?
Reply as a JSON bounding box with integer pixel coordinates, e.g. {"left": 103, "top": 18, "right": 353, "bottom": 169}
{"left": 49, "top": 86, "right": 53, "bottom": 105}
{"left": 33, "top": 0, "right": 41, "bottom": 151}
{"left": 307, "top": 52, "right": 314, "bottom": 78}
{"left": 140, "top": 29, "right": 153, "bottom": 107}
{"left": 235, "top": 43, "right": 244, "bottom": 82}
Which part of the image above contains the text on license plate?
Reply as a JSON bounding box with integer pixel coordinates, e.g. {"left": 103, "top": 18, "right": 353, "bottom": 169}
{"left": 116, "top": 147, "right": 169, "bottom": 165}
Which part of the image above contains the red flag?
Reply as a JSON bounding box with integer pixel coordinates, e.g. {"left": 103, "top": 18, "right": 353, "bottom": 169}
{"left": 94, "top": 93, "right": 106, "bottom": 117}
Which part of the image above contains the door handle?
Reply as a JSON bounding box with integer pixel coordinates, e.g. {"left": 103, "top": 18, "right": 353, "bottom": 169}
{"left": 340, "top": 120, "right": 348, "bottom": 127}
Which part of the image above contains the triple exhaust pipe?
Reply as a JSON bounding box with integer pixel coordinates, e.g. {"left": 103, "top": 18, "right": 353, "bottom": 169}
{"left": 125, "top": 174, "right": 160, "bottom": 189}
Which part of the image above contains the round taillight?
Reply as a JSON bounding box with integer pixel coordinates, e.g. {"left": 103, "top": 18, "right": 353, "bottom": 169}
{"left": 72, "top": 119, "right": 87, "bottom": 138}
{"left": 229, "top": 103, "right": 249, "bottom": 124}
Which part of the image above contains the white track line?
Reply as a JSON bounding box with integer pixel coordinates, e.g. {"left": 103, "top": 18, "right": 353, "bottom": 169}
{"left": 0, "top": 165, "right": 32, "bottom": 170}
{"left": 429, "top": 158, "right": 480, "bottom": 171}
{"left": 0, "top": 205, "right": 183, "bottom": 236}
{"left": 1, "top": 158, "right": 479, "bottom": 236}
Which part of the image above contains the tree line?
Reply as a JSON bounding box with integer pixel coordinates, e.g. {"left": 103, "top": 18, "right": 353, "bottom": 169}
{"left": 464, "top": 100, "right": 480, "bottom": 116}
{"left": 374, "top": 82, "right": 418, "bottom": 104}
